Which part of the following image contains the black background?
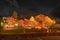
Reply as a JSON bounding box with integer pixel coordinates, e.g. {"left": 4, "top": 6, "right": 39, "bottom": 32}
{"left": 0, "top": 0, "right": 60, "bottom": 18}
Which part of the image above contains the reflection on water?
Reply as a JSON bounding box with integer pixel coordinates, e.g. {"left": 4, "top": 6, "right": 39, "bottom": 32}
{"left": 0, "top": 35, "right": 42, "bottom": 40}
{"left": 1, "top": 35, "right": 60, "bottom": 40}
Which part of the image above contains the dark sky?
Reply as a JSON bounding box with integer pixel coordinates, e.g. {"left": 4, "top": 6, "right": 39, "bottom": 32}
{"left": 0, "top": 0, "right": 60, "bottom": 18}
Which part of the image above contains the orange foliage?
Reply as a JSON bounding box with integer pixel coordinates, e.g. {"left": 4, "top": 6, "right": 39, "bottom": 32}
{"left": 3, "top": 14, "right": 56, "bottom": 30}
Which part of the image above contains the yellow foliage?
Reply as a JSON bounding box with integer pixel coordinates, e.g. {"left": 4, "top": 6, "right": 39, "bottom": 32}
{"left": 30, "top": 16, "right": 35, "bottom": 22}
{"left": 45, "top": 16, "right": 53, "bottom": 23}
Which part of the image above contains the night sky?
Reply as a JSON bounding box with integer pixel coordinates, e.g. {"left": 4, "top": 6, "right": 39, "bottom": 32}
{"left": 0, "top": 0, "right": 60, "bottom": 18}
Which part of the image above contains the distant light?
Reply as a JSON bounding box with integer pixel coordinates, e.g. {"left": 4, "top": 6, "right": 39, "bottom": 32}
{"left": 1, "top": 22, "right": 3, "bottom": 26}
{"left": 15, "top": 23, "right": 18, "bottom": 26}
{"left": 29, "top": 24, "right": 33, "bottom": 27}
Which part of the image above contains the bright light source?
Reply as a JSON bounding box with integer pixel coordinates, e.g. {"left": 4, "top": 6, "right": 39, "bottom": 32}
{"left": 29, "top": 24, "right": 33, "bottom": 27}
{"left": 1, "top": 22, "right": 3, "bottom": 26}
{"left": 15, "top": 23, "right": 18, "bottom": 26}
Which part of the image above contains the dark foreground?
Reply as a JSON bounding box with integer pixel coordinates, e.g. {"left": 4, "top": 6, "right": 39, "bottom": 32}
{"left": 1, "top": 32, "right": 60, "bottom": 40}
